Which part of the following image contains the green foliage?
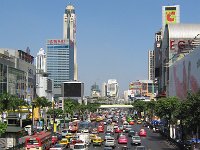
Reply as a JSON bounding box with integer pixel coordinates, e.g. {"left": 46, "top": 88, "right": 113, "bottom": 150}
{"left": 0, "top": 123, "right": 7, "bottom": 136}
{"left": 63, "top": 98, "right": 77, "bottom": 115}
{"left": 33, "top": 97, "right": 51, "bottom": 108}
{"left": 132, "top": 100, "right": 147, "bottom": 113}
{"left": 86, "top": 103, "right": 100, "bottom": 113}
{"left": 155, "top": 97, "right": 180, "bottom": 123}
{"left": 47, "top": 108, "right": 63, "bottom": 118}
{"left": 0, "top": 93, "right": 28, "bottom": 113}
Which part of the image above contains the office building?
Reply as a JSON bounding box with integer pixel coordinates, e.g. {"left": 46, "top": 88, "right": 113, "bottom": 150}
{"left": 106, "top": 79, "right": 119, "bottom": 99}
{"left": 46, "top": 39, "right": 70, "bottom": 97}
{"left": 148, "top": 50, "right": 155, "bottom": 80}
{"left": 0, "top": 48, "right": 35, "bottom": 102}
{"left": 35, "top": 48, "right": 53, "bottom": 101}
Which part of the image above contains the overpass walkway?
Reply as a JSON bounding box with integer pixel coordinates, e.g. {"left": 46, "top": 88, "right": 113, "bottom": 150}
{"left": 99, "top": 104, "right": 133, "bottom": 108}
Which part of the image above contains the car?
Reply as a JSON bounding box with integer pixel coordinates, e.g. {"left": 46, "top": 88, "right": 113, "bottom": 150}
{"left": 128, "top": 130, "right": 135, "bottom": 137}
{"left": 139, "top": 129, "right": 147, "bottom": 137}
{"left": 115, "top": 128, "right": 122, "bottom": 133}
{"left": 93, "top": 137, "right": 104, "bottom": 146}
{"left": 73, "top": 143, "right": 88, "bottom": 150}
{"left": 131, "top": 136, "right": 141, "bottom": 145}
{"left": 59, "top": 138, "right": 69, "bottom": 147}
{"left": 137, "top": 120, "right": 142, "bottom": 124}
{"left": 98, "top": 125, "right": 104, "bottom": 133}
{"left": 52, "top": 135, "right": 58, "bottom": 145}
{"left": 50, "top": 144, "right": 67, "bottom": 150}
{"left": 105, "top": 137, "right": 115, "bottom": 148}
{"left": 118, "top": 135, "right": 128, "bottom": 144}
{"left": 90, "top": 134, "right": 98, "bottom": 143}
{"left": 65, "top": 133, "right": 73, "bottom": 139}
{"left": 105, "top": 132, "right": 112, "bottom": 140}
{"left": 129, "top": 120, "right": 134, "bottom": 125}
{"left": 61, "top": 129, "right": 69, "bottom": 137}
{"left": 125, "top": 125, "right": 132, "bottom": 132}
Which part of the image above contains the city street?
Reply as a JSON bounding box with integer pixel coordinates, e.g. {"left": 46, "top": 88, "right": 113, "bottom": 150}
{"left": 89, "top": 124, "right": 178, "bottom": 150}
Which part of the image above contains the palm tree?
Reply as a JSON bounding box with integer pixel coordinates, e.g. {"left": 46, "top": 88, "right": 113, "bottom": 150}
{"left": 32, "top": 96, "right": 51, "bottom": 127}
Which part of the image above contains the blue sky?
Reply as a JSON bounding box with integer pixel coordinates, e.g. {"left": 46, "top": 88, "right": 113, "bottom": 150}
{"left": 1, "top": 0, "right": 200, "bottom": 96}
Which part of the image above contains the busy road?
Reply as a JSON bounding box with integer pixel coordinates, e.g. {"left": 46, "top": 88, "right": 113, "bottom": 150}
{"left": 89, "top": 121, "right": 177, "bottom": 150}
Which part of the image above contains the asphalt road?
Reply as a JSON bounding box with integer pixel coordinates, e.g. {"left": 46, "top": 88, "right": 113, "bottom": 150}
{"left": 89, "top": 124, "right": 178, "bottom": 150}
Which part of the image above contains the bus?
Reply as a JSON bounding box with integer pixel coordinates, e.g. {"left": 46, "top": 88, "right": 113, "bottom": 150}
{"left": 25, "top": 131, "right": 52, "bottom": 150}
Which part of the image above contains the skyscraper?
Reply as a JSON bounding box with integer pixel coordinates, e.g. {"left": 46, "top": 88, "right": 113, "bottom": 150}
{"left": 63, "top": 5, "right": 77, "bottom": 81}
{"left": 148, "top": 50, "right": 155, "bottom": 80}
{"left": 46, "top": 5, "right": 78, "bottom": 97}
{"left": 46, "top": 39, "right": 70, "bottom": 97}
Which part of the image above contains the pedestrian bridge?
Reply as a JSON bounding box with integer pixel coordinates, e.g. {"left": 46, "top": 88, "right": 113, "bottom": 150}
{"left": 99, "top": 104, "right": 133, "bottom": 108}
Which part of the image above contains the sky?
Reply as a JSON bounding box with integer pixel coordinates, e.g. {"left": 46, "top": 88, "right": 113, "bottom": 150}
{"left": 1, "top": 0, "right": 200, "bottom": 96}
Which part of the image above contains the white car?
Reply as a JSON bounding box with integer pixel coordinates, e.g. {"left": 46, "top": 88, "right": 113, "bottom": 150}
{"left": 73, "top": 143, "right": 88, "bottom": 150}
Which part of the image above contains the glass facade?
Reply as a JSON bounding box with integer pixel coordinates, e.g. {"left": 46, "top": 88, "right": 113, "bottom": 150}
{"left": 47, "top": 40, "right": 71, "bottom": 89}
{"left": 0, "top": 63, "right": 7, "bottom": 94}
{"left": 8, "top": 67, "right": 26, "bottom": 99}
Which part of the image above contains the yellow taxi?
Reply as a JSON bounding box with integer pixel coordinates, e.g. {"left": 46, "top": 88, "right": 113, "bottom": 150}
{"left": 137, "top": 120, "right": 142, "bottom": 124}
{"left": 90, "top": 134, "right": 98, "bottom": 143}
{"left": 59, "top": 138, "right": 69, "bottom": 145}
{"left": 65, "top": 133, "right": 73, "bottom": 139}
{"left": 92, "top": 137, "right": 104, "bottom": 146}
{"left": 96, "top": 116, "right": 103, "bottom": 122}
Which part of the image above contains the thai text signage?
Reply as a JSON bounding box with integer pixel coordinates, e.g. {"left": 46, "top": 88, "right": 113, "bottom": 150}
{"left": 47, "top": 39, "right": 68, "bottom": 45}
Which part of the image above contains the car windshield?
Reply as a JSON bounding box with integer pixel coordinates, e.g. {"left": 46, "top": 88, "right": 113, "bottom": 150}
{"left": 132, "top": 136, "right": 140, "bottom": 140}
{"left": 74, "top": 145, "right": 85, "bottom": 149}
{"left": 54, "top": 144, "right": 63, "bottom": 147}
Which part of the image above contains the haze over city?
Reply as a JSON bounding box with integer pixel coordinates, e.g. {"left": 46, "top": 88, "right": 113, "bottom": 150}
{"left": 1, "top": 0, "right": 200, "bottom": 96}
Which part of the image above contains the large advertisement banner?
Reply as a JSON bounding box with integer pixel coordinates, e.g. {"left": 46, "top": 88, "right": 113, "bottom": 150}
{"left": 165, "top": 7, "right": 177, "bottom": 24}
{"left": 169, "top": 47, "right": 200, "bottom": 99}
{"left": 169, "top": 38, "right": 197, "bottom": 63}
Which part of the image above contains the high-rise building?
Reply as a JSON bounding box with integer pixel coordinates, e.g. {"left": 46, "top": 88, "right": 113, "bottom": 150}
{"left": 148, "top": 50, "right": 155, "bottom": 80}
{"left": 106, "top": 79, "right": 119, "bottom": 98}
{"left": 46, "top": 39, "right": 70, "bottom": 97}
{"left": 63, "top": 5, "right": 77, "bottom": 81}
{"left": 35, "top": 48, "right": 53, "bottom": 101}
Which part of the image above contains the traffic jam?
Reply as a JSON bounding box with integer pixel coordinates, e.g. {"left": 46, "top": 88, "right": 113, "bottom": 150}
{"left": 25, "top": 109, "right": 150, "bottom": 150}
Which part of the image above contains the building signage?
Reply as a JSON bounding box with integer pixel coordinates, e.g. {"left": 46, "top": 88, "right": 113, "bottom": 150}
{"left": 170, "top": 39, "right": 195, "bottom": 53}
{"left": 47, "top": 39, "right": 68, "bottom": 45}
{"left": 165, "top": 7, "right": 177, "bottom": 24}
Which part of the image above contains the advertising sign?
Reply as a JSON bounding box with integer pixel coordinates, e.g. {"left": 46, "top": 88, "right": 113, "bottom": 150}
{"left": 169, "top": 47, "right": 200, "bottom": 99}
{"left": 165, "top": 7, "right": 177, "bottom": 24}
{"left": 169, "top": 38, "right": 197, "bottom": 63}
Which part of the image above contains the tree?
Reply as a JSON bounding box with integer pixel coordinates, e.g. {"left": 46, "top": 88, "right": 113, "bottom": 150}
{"left": 178, "top": 91, "right": 200, "bottom": 139}
{"left": 132, "top": 100, "right": 147, "bottom": 118}
{"left": 155, "top": 97, "right": 180, "bottom": 124}
{"left": 63, "top": 98, "right": 76, "bottom": 117}
{"left": 47, "top": 108, "right": 63, "bottom": 118}
{"left": 33, "top": 96, "right": 52, "bottom": 123}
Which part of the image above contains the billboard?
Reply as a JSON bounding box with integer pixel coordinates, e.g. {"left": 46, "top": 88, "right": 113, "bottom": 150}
{"left": 165, "top": 7, "right": 177, "bottom": 24}
{"left": 162, "top": 5, "right": 180, "bottom": 29}
{"left": 62, "top": 82, "right": 84, "bottom": 97}
{"left": 169, "top": 47, "right": 200, "bottom": 99}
